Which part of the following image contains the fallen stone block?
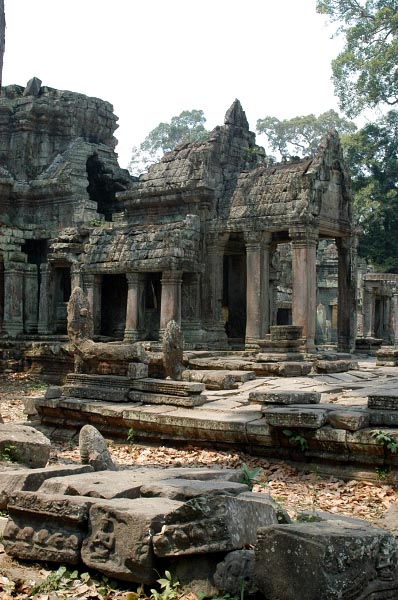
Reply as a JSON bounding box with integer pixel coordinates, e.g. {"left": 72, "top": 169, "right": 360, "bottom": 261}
{"left": 44, "top": 386, "right": 62, "bottom": 399}
{"left": 127, "top": 390, "right": 208, "bottom": 407}
{"left": 214, "top": 549, "right": 258, "bottom": 597}
{"left": 79, "top": 424, "right": 117, "bottom": 471}
{"left": 369, "top": 409, "right": 398, "bottom": 427}
{"left": 129, "top": 378, "right": 205, "bottom": 396}
{"left": 249, "top": 390, "right": 320, "bottom": 405}
{"left": 315, "top": 359, "right": 358, "bottom": 373}
{"left": 0, "top": 464, "right": 93, "bottom": 510}
{"left": 368, "top": 392, "right": 398, "bottom": 410}
{"left": 327, "top": 409, "right": 369, "bottom": 431}
{"left": 37, "top": 467, "right": 243, "bottom": 499}
{"left": 140, "top": 478, "right": 249, "bottom": 500}
{"left": 254, "top": 521, "right": 398, "bottom": 600}
{"left": 0, "top": 424, "right": 51, "bottom": 468}
{"left": 3, "top": 491, "right": 95, "bottom": 564}
{"left": 263, "top": 406, "right": 328, "bottom": 429}
{"left": 182, "top": 369, "right": 238, "bottom": 390}
{"left": 81, "top": 497, "right": 183, "bottom": 583}
{"left": 376, "top": 347, "right": 398, "bottom": 366}
{"left": 153, "top": 494, "right": 278, "bottom": 557}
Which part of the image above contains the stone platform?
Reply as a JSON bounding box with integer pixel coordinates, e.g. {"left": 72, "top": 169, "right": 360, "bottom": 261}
{"left": 31, "top": 358, "right": 398, "bottom": 468}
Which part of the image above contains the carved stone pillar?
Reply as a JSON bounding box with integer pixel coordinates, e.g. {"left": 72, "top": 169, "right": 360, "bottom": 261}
{"left": 83, "top": 274, "right": 102, "bottom": 335}
{"left": 384, "top": 296, "right": 391, "bottom": 343}
{"left": 290, "top": 227, "right": 318, "bottom": 352}
{"left": 336, "top": 235, "right": 358, "bottom": 352}
{"left": 71, "top": 264, "right": 83, "bottom": 290}
{"left": 3, "top": 263, "right": 24, "bottom": 337}
{"left": 392, "top": 293, "right": 398, "bottom": 347}
{"left": 38, "top": 263, "right": 56, "bottom": 335}
{"left": 203, "top": 233, "right": 228, "bottom": 346}
{"left": 24, "top": 265, "right": 39, "bottom": 333}
{"left": 362, "top": 285, "right": 374, "bottom": 338}
{"left": 0, "top": 263, "right": 3, "bottom": 333}
{"left": 124, "top": 272, "right": 146, "bottom": 342}
{"left": 181, "top": 272, "right": 205, "bottom": 346}
{"left": 244, "top": 231, "right": 271, "bottom": 348}
{"left": 160, "top": 270, "right": 182, "bottom": 336}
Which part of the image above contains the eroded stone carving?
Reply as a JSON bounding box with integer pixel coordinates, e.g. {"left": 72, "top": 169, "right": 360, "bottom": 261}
{"left": 79, "top": 425, "right": 117, "bottom": 472}
{"left": 162, "top": 320, "right": 184, "bottom": 380}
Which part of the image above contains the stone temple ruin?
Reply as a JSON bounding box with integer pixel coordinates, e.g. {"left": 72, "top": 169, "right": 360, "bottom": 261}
{"left": 3, "top": 78, "right": 398, "bottom": 598}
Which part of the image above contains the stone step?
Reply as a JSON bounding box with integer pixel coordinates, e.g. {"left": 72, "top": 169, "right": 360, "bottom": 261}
{"left": 249, "top": 390, "right": 321, "bottom": 405}
{"left": 368, "top": 392, "right": 398, "bottom": 411}
{"left": 263, "top": 406, "right": 328, "bottom": 429}
{"left": 127, "top": 390, "right": 208, "bottom": 407}
{"left": 63, "top": 385, "right": 130, "bottom": 402}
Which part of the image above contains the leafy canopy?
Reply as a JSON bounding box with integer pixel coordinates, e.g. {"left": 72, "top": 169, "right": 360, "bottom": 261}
{"left": 256, "top": 110, "right": 356, "bottom": 159}
{"left": 316, "top": 0, "right": 398, "bottom": 116}
{"left": 129, "top": 109, "right": 208, "bottom": 176}
{"left": 342, "top": 110, "right": 398, "bottom": 271}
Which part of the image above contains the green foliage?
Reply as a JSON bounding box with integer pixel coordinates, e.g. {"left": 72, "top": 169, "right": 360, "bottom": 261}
{"left": 150, "top": 570, "right": 180, "bottom": 600}
{"left": 342, "top": 110, "right": 398, "bottom": 271}
{"left": 129, "top": 109, "right": 208, "bottom": 175}
{"left": 283, "top": 430, "right": 308, "bottom": 452}
{"left": 316, "top": 0, "right": 398, "bottom": 116}
{"left": 0, "top": 444, "right": 19, "bottom": 462}
{"left": 127, "top": 427, "right": 135, "bottom": 444}
{"left": 256, "top": 109, "right": 356, "bottom": 158}
{"left": 371, "top": 430, "right": 398, "bottom": 453}
{"left": 241, "top": 463, "right": 262, "bottom": 489}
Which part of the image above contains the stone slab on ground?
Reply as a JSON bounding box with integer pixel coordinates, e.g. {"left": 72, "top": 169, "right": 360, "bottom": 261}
{"left": 152, "top": 494, "right": 278, "bottom": 557}
{"left": 368, "top": 392, "right": 398, "bottom": 410}
{"left": 254, "top": 521, "right": 398, "bottom": 600}
{"left": 140, "top": 478, "right": 249, "bottom": 500}
{"left": 326, "top": 409, "right": 370, "bottom": 431}
{"left": 0, "top": 424, "right": 51, "bottom": 468}
{"left": 81, "top": 497, "right": 183, "bottom": 583}
{"left": 263, "top": 406, "right": 329, "bottom": 429}
{"left": 314, "top": 360, "right": 358, "bottom": 373}
{"left": 249, "top": 390, "right": 321, "bottom": 405}
{"left": 128, "top": 390, "right": 208, "bottom": 407}
{"left": 3, "top": 491, "right": 96, "bottom": 564}
{"left": 62, "top": 384, "right": 131, "bottom": 402}
{"left": 130, "top": 378, "right": 205, "bottom": 396}
{"left": 182, "top": 370, "right": 238, "bottom": 390}
{"left": 0, "top": 464, "right": 93, "bottom": 510}
{"left": 37, "top": 467, "right": 244, "bottom": 499}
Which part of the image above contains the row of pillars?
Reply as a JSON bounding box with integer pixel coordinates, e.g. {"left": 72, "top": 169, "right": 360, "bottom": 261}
{"left": 363, "top": 286, "right": 398, "bottom": 344}
{"left": 204, "top": 228, "right": 357, "bottom": 352}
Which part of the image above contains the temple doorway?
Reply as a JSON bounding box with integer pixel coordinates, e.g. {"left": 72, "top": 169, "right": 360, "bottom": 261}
{"left": 222, "top": 233, "right": 247, "bottom": 347}
{"left": 101, "top": 274, "right": 127, "bottom": 338}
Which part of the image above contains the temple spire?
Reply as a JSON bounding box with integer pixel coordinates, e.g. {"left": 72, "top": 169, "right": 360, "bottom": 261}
{"left": 224, "top": 99, "right": 249, "bottom": 130}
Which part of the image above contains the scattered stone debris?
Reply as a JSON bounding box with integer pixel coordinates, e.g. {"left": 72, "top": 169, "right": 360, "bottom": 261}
{"left": 79, "top": 425, "right": 117, "bottom": 472}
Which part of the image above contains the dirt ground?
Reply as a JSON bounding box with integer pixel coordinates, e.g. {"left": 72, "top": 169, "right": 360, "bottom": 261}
{"left": 1, "top": 372, "right": 398, "bottom": 599}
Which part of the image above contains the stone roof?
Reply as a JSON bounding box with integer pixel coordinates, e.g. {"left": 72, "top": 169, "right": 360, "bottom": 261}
{"left": 82, "top": 214, "right": 200, "bottom": 272}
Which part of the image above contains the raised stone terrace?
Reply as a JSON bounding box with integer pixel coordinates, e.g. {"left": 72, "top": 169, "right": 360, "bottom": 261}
{"left": 32, "top": 355, "right": 398, "bottom": 470}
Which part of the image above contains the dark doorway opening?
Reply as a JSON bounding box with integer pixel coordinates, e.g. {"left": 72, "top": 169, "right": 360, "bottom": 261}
{"left": 222, "top": 234, "right": 247, "bottom": 347}
{"left": 54, "top": 267, "right": 71, "bottom": 333}
{"left": 277, "top": 307, "right": 292, "bottom": 325}
{"left": 144, "top": 273, "right": 161, "bottom": 339}
{"left": 101, "top": 274, "right": 127, "bottom": 338}
{"left": 86, "top": 154, "right": 124, "bottom": 222}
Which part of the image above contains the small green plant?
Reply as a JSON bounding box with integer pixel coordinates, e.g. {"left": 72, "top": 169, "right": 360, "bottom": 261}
{"left": 127, "top": 427, "right": 135, "bottom": 444}
{"left": 150, "top": 570, "right": 180, "bottom": 600}
{"left": 371, "top": 430, "right": 398, "bottom": 453}
{"left": 241, "top": 463, "right": 262, "bottom": 490}
{"left": 90, "top": 218, "right": 105, "bottom": 227}
{"left": 283, "top": 429, "right": 308, "bottom": 451}
{"left": 0, "top": 444, "right": 19, "bottom": 462}
{"left": 376, "top": 466, "right": 391, "bottom": 482}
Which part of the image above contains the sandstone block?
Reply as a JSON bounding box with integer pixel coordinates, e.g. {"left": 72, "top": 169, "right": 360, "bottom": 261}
{"left": 214, "top": 549, "right": 258, "bottom": 597}
{"left": 369, "top": 409, "right": 398, "bottom": 427}
{"left": 140, "top": 478, "right": 248, "bottom": 500}
{"left": 127, "top": 390, "right": 207, "bottom": 407}
{"left": 79, "top": 424, "right": 117, "bottom": 471}
{"left": 263, "top": 406, "right": 328, "bottom": 429}
{"left": 249, "top": 390, "right": 320, "bottom": 405}
{"left": 152, "top": 494, "right": 278, "bottom": 557}
{"left": 327, "top": 409, "right": 369, "bottom": 431}
{"left": 127, "top": 363, "right": 149, "bottom": 379}
{"left": 315, "top": 359, "right": 358, "bottom": 373}
{"left": 181, "top": 369, "right": 238, "bottom": 390}
{"left": 81, "top": 497, "right": 183, "bottom": 583}
{"left": 0, "top": 464, "right": 93, "bottom": 510}
{"left": 0, "top": 424, "right": 51, "bottom": 468}
{"left": 368, "top": 392, "right": 398, "bottom": 410}
{"left": 3, "top": 491, "right": 94, "bottom": 564}
{"left": 254, "top": 521, "right": 398, "bottom": 600}
{"left": 44, "top": 385, "right": 62, "bottom": 399}
{"left": 129, "top": 377, "right": 205, "bottom": 396}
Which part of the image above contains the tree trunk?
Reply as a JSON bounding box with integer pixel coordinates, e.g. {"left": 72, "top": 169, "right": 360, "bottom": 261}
{"left": 0, "top": 0, "right": 5, "bottom": 92}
